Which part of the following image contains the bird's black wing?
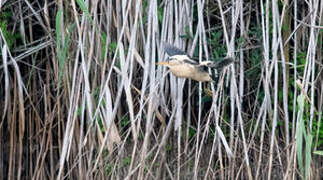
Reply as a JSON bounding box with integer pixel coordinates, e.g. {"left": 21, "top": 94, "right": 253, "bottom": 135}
{"left": 207, "top": 57, "right": 234, "bottom": 69}
{"left": 164, "top": 43, "right": 187, "bottom": 56}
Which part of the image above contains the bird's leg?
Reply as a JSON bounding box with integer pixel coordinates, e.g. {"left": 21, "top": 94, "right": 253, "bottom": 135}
{"left": 204, "top": 83, "right": 213, "bottom": 97}
{"left": 204, "top": 69, "right": 218, "bottom": 97}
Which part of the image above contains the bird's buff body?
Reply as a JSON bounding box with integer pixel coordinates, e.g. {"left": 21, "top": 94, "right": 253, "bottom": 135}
{"left": 158, "top": 45, "right": 233, "bottom": 82}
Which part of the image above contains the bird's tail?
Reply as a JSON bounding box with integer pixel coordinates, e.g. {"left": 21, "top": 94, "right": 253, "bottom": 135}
{"left": 210, "top": 57, "right": 234, "bottom": 69}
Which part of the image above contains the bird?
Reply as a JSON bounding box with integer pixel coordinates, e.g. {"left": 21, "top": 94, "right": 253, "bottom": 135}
{"left": 157, "top": 44, "right": 234, "bottom": 82}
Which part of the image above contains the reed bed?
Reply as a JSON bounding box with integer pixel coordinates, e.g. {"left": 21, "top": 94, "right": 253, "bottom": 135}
{"left": 0, "top": 0, "right": 322, "bottom": 179}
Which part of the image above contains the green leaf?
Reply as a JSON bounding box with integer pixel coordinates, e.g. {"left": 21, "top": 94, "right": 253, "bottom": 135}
{"left": 101, "top": 32, "right": 107, "bottom": 60}
{"left": 305, "top": 134, "right": 313, "bottom": 180}
{"left": 62, "top": 23, "right": 75, "bottom": 59}
{"left": 296, "top": 95, "right": 305, "bottom": 175}
{"left": 297, "top": 95, "right": 305, "bottom": 113}
{"left": 56, "top": 9, "right": 75, "bottom": 86}
{"left": 202, "top": 95, "right": 212, "bottom": 103}
{"left": 122, "top": 156, "right": 131, "bottom": 166}
{"left": 56, "top": 10, "right": 62, "bottom": 51}
{"left": 76, "top": 0, "right": 92, "bottom": 22}
{"left": 313, "top": 151, "right": 323, "bottom": 156}
{"left": 56, "top": 9, "right": 63, "bottom": 84}
{"left": 109, "top": 41, "right": 117, "bottom": 52}
{"left": 157, "top": 6, "right": 163, "bottom": 24}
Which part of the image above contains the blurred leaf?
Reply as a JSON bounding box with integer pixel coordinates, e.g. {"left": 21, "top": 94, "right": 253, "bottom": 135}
{"left": 166, "top": 144, "right": 172, "bottom": 151}
{"left": 180, "top": 26, "right": 193, "bottom": 40}
{"left": 189, "top": 127, "right": 196, "bottom": 139}
{"left": 76, "top": 0, "right": 92, "bottom": 22}
{"left": 101, "top": 32, "right": 107, "bottom": 60}
{"left": 105, "top": 163, "right": 113, "bottom": 177}
{"left": 56, "top": 14, "right": 75, "bottom": 86}
{"left": 237, "top": 36, "right": 246, "bottom": 48}
{"left": 121, "top": 115, "right": 129, "bottom": 128}
{"left": 0, "top": 21, "right": 19, "bottom": 49}
{"left": 157, "top": 6, "right": 163, "bottom": 24}
{"left": 296, "top": 95, "right": 305, "bottom": 175}
{"left": 278, "top": 89, "right": 283, "bottom": 102}
{"left": 202, "top": 95, "right": 212, "bottom": 103}
{"left": 109, "top": 41, "right": 117, "bottom": 52}
{"left": 209, "top": 31, "right": 226, "bottom": 58}
{"left": 305, "top": 134, "right": 313, "bottom": 180}
{"left": 56, "top": 9, "right": 63, "bottom": 84}
{"left": 122, "top": 156, "right": 131, "bottom": 166}
{"left": 297, "top": 95, "right": 305, "bottom": 111}
{"left": 312, "top": 114, "right": 323, "bottom": 147}
{"left": 313, "top": 151, "right": 323, "bottom": 156}
{"left": 0, "top": 10, "right": 18, "bottom": 49}
{"left": 97, "top": 116, "right": 104, "bottom": 132}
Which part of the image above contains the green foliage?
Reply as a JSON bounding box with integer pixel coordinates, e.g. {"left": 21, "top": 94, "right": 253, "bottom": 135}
{"left": 202, "top": 94, "right": 212, "bottom": 103}
{"left": 292, "top": 47, "right": 322, "bottom": 177}
{"left": 304, "top": 134, "right": 313, "bottom": 179}
{"left": 249, "top": 26, "right": 262, "bottom": 40}
{"left": 256, "top": 91, "right": 265, "bottom": 105}
{"left": 77, "top": 107, "right": 83, "bottom": 116}
{"left": 188, "top": 160, "right": 193, "bottom": 169}
{"left": 278, "top": 90, "right": 284, "bottom": 104}
{"left": 109, "top": 41, "right": 117, "bottom": 52}
{"left": 179, "top": 26, "right": 193, "bottom": 40}
{"left": 56, "top": 9, "right": 75, "bottom": 85}
{"left": 209, "top": 126, "right": 216, "bottom": 139}
{"left": 296, "top": 51, "right": 306, "bottom": 74}
{"left": 108, "top": 41, "right": 119, "bottom": 68}
{"left": 157, "top": 5, "right": 163, "bottom": 24}
{"left": 290, "top": 49, "right": 322, "bottom": 155}
{"left": 146, "top": 154, "right": 153, "bottom": 161}
{"left": 142, "top": 0, "right": 149, "bottom": 24}
{"left": 138, "top": 131, "right": 143, "bottom": 140}
{"left": 93, "top": 87, "right": 101, "bottom": 102}
{"left": 188, "top": 127, "right": 196, "bottom": 139}
{"left": 122, "top": 156, "right": 131, "bottom": 167}
{"left": 317, "top": 32, "right": 322, "bottom": 47}
{"left": 76, "top": 0, "right": 93, "bottom": 22}
{"left": 97, "top": 116, "right": 105, "bottom": 132}
{"left": 121, "top": 115, "right": 130, "bottom": 128}
{"left": 313, "top": 151, "right": 323, "bottom": 156}
{"left": 182, "top": 126, "right": 197, "bottom": 140}
{"left": 166, "top": 144, "right": 172, "bottom": 152}
{"left": 101, "top": 32, "right": 107, "bottom": 60}
{"left": 56, "top": 10, "right": 63, "bottom": 52}
{"left": 237, "top": 36, "right": 246, "bottom": 49}
{"left": 295, "top": 95, "right": 314, "bottom": 180}
{"left": 312, "top": 117, "right": 323, "bottom": 147}
{"left": 0, "top": 10, "right": 20, "bottom": 50}
{"left": 244, "top": 26, "right": 262, "bottom": 91}
{"left": 105, "top": 163, "right": 113, "bottom": 177}
{"left": 208, "top": 31, "right": 226, "bottom": 59}
{"left": 142, "top": 0, "right": 164, "bottom": 25}
{"left": 296, "top": 95, "right": 305, "bottom": 176}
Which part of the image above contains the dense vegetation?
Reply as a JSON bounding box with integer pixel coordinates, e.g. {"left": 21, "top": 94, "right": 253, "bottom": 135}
{"left": 0, "top": 0, "right": 322, "bottom": 179}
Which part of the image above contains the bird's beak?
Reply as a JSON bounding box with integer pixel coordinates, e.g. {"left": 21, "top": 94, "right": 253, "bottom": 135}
{"left": 157, "top": 61, "right": 169, "bottom": 66}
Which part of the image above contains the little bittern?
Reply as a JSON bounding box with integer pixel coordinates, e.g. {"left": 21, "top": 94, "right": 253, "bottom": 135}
{"left": 157, "top": 44, "right": 234, "bottom": 82}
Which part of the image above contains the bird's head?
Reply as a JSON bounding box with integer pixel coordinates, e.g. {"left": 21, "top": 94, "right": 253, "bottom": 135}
{"left": 157, "top": 56, "right": 170, "bottom": 66}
